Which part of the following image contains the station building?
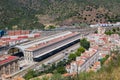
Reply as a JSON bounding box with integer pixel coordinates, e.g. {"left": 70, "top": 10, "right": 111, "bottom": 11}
{"left": 8, "top": 31, "right": 81, "bottom": 63}
{"left": 0, "top": 55, "right": 19, "bottom": 78}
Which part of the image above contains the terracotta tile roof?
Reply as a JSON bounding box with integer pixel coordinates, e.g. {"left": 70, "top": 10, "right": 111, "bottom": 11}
{"left": 94, "top": 61, "right": 100, "bottom": 66}
{"left": 76, "top": 60, "right": 85, "bottom": 66}
{"left": 0, "top": 55, "right": 18, "bottom": 66}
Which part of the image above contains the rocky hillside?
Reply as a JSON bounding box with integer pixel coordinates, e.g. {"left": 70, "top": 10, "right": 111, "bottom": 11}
{"left": 0, "top": 0, "right": 120, "bottom": 29}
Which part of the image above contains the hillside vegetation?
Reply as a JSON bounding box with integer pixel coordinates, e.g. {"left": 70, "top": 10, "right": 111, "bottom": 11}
{"left": 0, "top": 0, "right": 120, "bottom": 29}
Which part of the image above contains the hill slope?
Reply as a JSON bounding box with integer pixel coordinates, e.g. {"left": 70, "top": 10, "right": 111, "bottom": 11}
{"left": 0, "top": 0, "right": 120, "bottom": 29}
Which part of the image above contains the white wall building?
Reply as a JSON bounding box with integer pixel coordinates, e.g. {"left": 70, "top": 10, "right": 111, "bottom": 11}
{"left": 66, "top": 48, "right": 99, "bottom": 73}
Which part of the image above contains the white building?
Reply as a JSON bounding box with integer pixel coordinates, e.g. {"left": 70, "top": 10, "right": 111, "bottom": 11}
{"left": 66, "top": 48, "right": 99, "bottom": 73}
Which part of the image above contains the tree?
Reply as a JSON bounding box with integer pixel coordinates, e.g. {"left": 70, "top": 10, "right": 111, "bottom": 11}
{"left": 50, "top": 63, "right": 56, "bottom": 71}
{"left": 100, "top": 55, "right": 109, "bottom": 66}
{"left": 42, "top": 64, "right": 48, "bottom": 71}
{"left": 112, "top": 28, "right": 116, "bottom": 33}
{"left": 56, "top": 66, "right": 67, "bottom": 74}
{"left": 75, "top": 51, "right": 81, "bottom": 56}
{"left": 57, "top": 61, "right": 66, "bottom": 67}
{"left": 105, "top": 30, "right": 113, "bottom": 35}
{"left": 117, "top": 27, "right": 120, "bottom": 31}
{"left": 24, "top": 70, "right": 36, "bottom": 80}
{"left": 94, "top": 30, "right": 98, "bottom": 34}
{"left": 77, "top": 47, "right": 85, "bottom": 53}
{"left": 46, "top": 25, "right": 56, "bottom": 30}
{"left": 76, "top": 47, "right": 85, "bottom": 56}
{"left": 80, "top": 38, "right": 90, "bottom": 50}
{"left": 68, "top": 53, "right": 77, "bottom": 61}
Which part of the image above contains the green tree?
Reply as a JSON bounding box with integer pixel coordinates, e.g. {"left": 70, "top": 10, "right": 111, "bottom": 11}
{"left": 47, "top": 25, "right": 56, "bottom": 30}
{"left": 77, "top": 47, "right": 85, "bottom": 53}
{"left": 56, "top": 66, "right": 67, "bottom": 74}
{"left": 94, "top": 30, "right": 98, "bottom": 34}
{"left": 42, "top": 64, "right": 48, "bottom": 71}
{"left": 68, "top": 53, "right": 77, "bottom": 61}
{"left": 117, "top": 27, "right": 120, "bottom": 31}
{"left": 105, "top": 30, "right": 113, "bottom": 35}
{"left": 112, "top": 28, "right": 116, "bottom": 33}
{"left": 80, "top": 38, "right": 90, "bottom": 50}
{"left": 75, "top": 51, "right": 81, "bottom": 56}
{"left": 24, "top": 70, "right": 36, "bottom": 80}
{"left": 100, "top": 55, "right": 109, "bottom": 66}
{"left": 49, "top": 63, "right": 56, "bottom": 72}
{"left": 57, "top": 61, "right": 64, "bottom": 67}
{"left": 75, "top": 47, "right": 85, "bottom": 56}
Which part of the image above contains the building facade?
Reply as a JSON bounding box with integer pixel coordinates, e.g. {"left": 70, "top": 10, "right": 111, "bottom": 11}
{"left": 8, "top": 31, "right": 80, "bottom": 63}
{"left": 0, "top": 55, "right": 19, "bottom": 78}
{"left": 66, "top": 48, "right": 99, "bottom": 73}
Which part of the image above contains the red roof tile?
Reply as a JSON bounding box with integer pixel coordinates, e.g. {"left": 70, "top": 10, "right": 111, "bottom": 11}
{"left": 0, "top": 55, "right": 18, "bottom": 66}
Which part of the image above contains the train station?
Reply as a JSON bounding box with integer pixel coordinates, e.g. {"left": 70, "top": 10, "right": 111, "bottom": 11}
{"left": 7, "top": 31, "right": 81, "bottom": 63}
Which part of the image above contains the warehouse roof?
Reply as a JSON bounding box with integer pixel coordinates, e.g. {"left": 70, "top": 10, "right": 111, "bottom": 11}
{"left": 26, "top": 32, "right": 78, "bottom": 51}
